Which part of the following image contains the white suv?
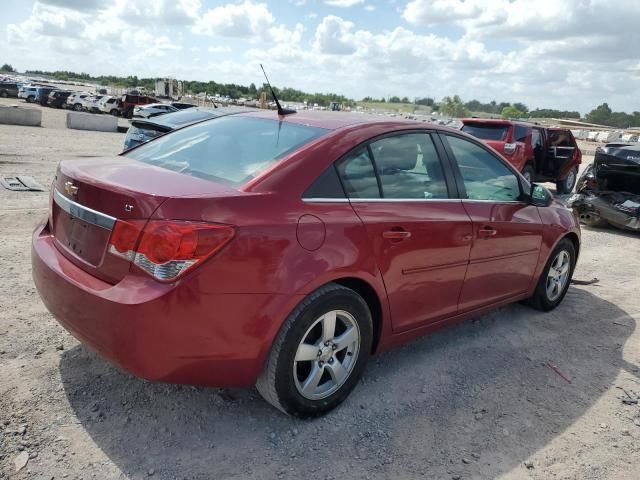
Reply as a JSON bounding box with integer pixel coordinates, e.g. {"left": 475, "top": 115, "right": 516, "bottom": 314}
{"left": 65, "top": 92, "right": 90, "bottom": 110}
{"left": 98, "top": 97, "right": 119, "bottom": 115}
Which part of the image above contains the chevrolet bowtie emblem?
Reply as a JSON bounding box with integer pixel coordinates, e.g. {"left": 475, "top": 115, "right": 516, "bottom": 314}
{"left": 64, "top": 181, "right": 78, "bottom": 196}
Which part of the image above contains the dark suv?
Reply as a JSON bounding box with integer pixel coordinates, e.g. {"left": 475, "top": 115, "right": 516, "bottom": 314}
{"left": 461, "top": 119, "right": 582, "bottom": 193}
{"left": 47, "top": 90, "right": 72, "bottom": 108}
{"left": 0, "top": 82, "right": 19, "bottom": 98}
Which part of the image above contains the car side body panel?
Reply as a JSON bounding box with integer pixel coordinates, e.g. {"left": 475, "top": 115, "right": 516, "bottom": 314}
{"left": 31, "top": 114, "right": 581, "bottom": 388}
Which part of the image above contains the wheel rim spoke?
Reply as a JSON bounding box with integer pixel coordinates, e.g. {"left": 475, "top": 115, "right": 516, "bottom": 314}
{"left": 301, "top": 364, "right": 324, "bottom": 396}
{"left": 326, "top": 359, "right": 348, "bottom": 385}
{"left": 295, "top": 343, "right": 320, "bottom": 362}
{"left": 321, "top": 311, "right": 337, "bottom": 342}
{"left": 333, "top": 326, "right": 358, "bottom": 352}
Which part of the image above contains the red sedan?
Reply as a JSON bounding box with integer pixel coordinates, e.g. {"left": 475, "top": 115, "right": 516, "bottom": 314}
{"left": 32, "top": 110, "right": 580, "bottom": 417}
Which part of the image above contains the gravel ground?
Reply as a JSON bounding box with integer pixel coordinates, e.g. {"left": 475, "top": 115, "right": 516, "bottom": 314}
{"left": 0, "top": 98, "right": 639, "bottom": 480}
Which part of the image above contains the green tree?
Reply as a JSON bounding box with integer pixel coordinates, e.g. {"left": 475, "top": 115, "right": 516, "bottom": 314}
{"left": 585, "top": 103, "right": 612, "bottom": 125}
{"left": 1, "top": 64, "right": 14, "bottom": 72}
{"left": 529, "top": 108, "right": 581, "bottom": 119}
{"left": 439, "top": 95, "right": 470, "bottom": 118}
{"left": 501, "top": 105, "right": 526, "bottom": 119}
{"left": 415, "top": 97, "right": 434, "bottom": 106}
{"left": 512, "top": 102, "right": 529, "bottom": 115}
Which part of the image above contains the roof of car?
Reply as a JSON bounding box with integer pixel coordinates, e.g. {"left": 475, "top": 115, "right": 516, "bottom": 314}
{"left": 237, "top": 109, "right": 422, "bottom": 130}
{"left": 131, "top": 106, "right": 252, "bottom": 129}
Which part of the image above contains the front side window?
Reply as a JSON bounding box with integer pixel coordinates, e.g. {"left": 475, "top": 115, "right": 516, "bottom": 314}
{"left": 445, "top": 135, "right": 521, "bottom": 202}
{"left": 370, "top": 133, "right": 449, "bottom": 199}
{"left": 126, "top": 116, "right": 328, "bottom": 187}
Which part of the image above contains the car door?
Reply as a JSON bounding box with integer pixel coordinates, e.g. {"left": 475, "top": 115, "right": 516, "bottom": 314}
{"left": 336, "top": 132, "right": 473, "bottom": 332}
{"left": 440, "top": 133, "right": 543, "bottom": 312}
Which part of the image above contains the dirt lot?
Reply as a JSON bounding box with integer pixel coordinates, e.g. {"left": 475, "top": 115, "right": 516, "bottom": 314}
{"left": 0, "top": 98, "right": 639, "bottom": 480}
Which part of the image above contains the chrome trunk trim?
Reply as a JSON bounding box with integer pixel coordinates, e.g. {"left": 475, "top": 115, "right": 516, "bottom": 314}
{"left": 53, "top": 189, "right": 116, "bottom": 230}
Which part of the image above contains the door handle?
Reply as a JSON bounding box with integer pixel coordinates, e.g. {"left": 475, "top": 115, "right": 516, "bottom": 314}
{"left": 478, "top": 227, "right": 497, "bottom": 238}
{"left": 382, "top": 229, "right": 411, "bottom": 240}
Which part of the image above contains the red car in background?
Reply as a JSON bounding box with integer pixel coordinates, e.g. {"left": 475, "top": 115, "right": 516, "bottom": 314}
{"left": 32, "top": 111, "right": 580, "bottom": 417}
{"left": 461, "top": 119, "right": 582, "bottom": 193}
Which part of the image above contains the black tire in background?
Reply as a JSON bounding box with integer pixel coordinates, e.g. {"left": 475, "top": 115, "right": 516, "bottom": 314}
{"left": 526, "top": 238, "right": 576, "bottom": 311}
{"left": 0, "top": 91, "right": 7, "bottom": 98}
{"left": 256, "top": 283, "right": 373, "bottom": 418}
{"left": 556, "top": 167, "right": 578, "bottom": 194}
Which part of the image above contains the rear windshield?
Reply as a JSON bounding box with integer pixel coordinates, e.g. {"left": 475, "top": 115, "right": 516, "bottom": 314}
{"left": 462, "top": 123, "right": 510, "bottom": 141}
{"left": 125, "top": 116, "right": 328, "bottom": 187}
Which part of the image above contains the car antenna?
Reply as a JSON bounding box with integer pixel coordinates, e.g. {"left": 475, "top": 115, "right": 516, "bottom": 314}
{"left": 260, "top": 64, "right": 295, "bottom": 116}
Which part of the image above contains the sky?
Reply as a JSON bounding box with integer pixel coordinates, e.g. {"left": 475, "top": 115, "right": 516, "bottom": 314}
{"left": 2, "top": 0, "right": 640, "bottom": 114}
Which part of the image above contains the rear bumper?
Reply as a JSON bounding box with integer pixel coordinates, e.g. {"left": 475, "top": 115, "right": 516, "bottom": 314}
{"left": 31, "top": 221, "right": 300, "bottom": 387}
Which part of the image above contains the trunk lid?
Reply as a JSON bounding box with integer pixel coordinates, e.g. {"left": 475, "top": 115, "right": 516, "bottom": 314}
{"left": 51, "top": 156, "right": 236, "bottom": 284}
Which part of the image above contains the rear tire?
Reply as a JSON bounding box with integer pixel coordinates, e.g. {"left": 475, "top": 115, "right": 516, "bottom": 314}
{"left": 27, "top": 95, "right": 35, "bottom": 103}
{"left": 110, "top": 109, "right": 119, "bottom": 116}
{"left": 0, "top": 91, "right": 7, "bottom": 98}
{"left": 256, "top": 283, "right": 372, "bottom": 417}
{"left": 556, "top": 167, "right": 578, "bottom": 194}
{"left": 526, "top": 238, "right": 576, "bottom": 311}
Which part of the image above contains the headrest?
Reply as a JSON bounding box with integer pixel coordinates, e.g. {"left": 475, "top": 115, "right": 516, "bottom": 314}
{"left": 375, "top": 142, "right": 418, "bottom": 172}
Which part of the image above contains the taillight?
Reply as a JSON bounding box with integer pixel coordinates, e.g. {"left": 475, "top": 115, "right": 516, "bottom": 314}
{"left": 108, "top": 220, "right": 234, "bottom": 281}
{"left": 504, "top": 143, "right": 517, "bottom": 155}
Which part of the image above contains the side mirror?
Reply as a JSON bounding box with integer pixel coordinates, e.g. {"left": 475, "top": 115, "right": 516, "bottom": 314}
{"left": 528, "top": 183, "right": 553, "bottom": 207}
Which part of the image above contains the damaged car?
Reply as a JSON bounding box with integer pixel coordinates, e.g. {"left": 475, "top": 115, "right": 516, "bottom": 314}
{"left": 569, "top": 143, "right": 640, "bottom": 232}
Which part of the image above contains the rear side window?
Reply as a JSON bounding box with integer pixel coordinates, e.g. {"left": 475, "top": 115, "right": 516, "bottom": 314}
{"left": 336, "top": 147, "right": 381, "bottom": 199}
{"left": 126, "top": 116, "right": 328, "bottom": 187}
{"left": 514, "top": 125, "right": 528, "bottom": 143}
{"left": 370, "top": 133, "right": 449, "bottom": 199}
{"left": 461, "top": 123, "right": 509, "bottom": 141}
{"left": 549, "top": 130, "right": 573, "bottom": 147}
{"left": 303, "top": 166, "right": 345, "bottom": 199}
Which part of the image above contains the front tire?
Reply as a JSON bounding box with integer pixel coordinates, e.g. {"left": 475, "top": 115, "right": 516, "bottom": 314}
{"left": 526, "top": 238, "right": 576, "bottom": 311}
{"left": 256, "top": 283, "right": 373, "bottom": 417}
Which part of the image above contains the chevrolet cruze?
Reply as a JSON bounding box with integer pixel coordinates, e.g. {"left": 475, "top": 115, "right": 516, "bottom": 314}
{"left": 32, "top": 110, "right": 580, "bottom": 417}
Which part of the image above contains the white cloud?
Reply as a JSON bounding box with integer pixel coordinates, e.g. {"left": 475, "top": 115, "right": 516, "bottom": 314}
{"left": 4, "top": 0, "right": 640, "bottom": 113}
{"left": 208, "top": 45, "right": 231, "bottom": 53}
{"left": 193, "top": 1, "right": 302, "bottom": 44}
{"left": 324, "top": 0, "right": 365, "bottom": 6}
{"left": 364, "top": 5, "right": 376, "bottom": 11}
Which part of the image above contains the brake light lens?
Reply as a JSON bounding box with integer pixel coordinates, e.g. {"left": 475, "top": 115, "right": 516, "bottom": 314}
{"left": 504, "top": 142, "right": 517, "bottom": 155}
{"left": 108, "top": 220, "right": 234, "bottom": 281}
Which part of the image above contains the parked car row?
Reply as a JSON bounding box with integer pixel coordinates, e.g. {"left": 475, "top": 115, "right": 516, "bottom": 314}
{"left": 6, "top": 81, "right": 196, "bottom": 119}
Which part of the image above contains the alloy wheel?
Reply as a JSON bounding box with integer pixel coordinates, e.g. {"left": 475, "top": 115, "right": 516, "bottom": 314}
{"left": 293, "top": 310, "right": 360, "bottom": 400}
{"left": 565, "top": 169, "right": 577, "bottom": 192}
{"left": 546, "top": 250, "right": 570, "bottom": 301}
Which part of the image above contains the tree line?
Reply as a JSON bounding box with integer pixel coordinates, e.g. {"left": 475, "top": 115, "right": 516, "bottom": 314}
{"left": 15, "top": 69, "right": 640, "bottom": 127}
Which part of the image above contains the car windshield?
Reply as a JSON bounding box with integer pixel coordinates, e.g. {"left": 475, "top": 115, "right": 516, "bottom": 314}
{"left": 125, "top": 115, "right": 328, "bottom": 187}
{"left": 462, "top": 123, "right": 510, "bottom": 141}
